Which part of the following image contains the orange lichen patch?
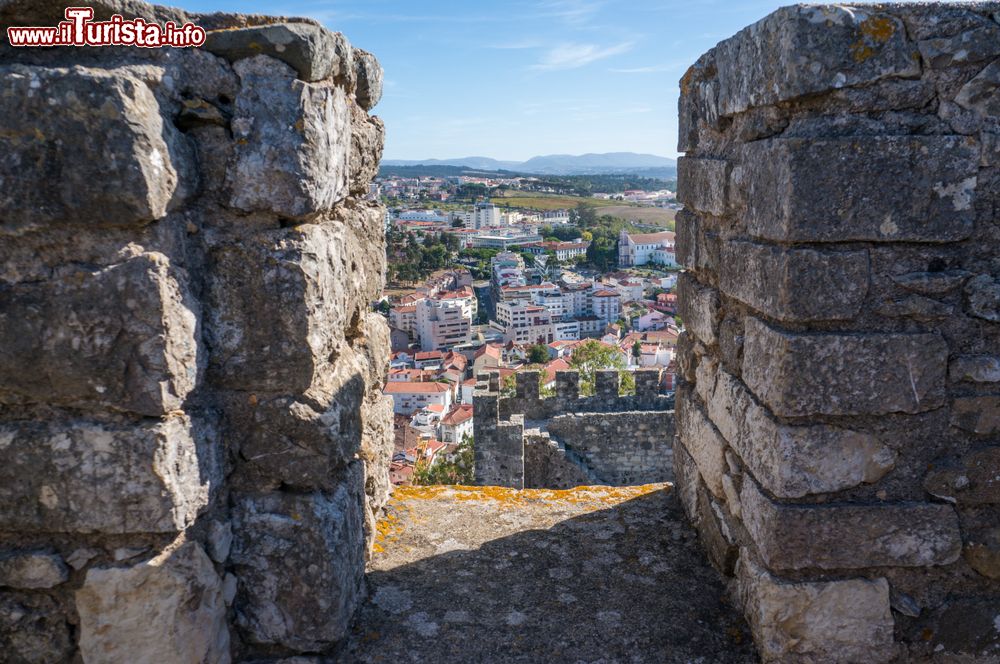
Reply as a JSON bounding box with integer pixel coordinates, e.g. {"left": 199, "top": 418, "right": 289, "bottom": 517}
{"left": 850, "top": 16, "right": 896, "bottom": 63}
{"left": 679, "top": 67, "right": 697, "bottom": 97}
{"left": 372, "top": 508, "right": 407, "bottom": 555}
{"left": 391, "top": 483, "right": 670, "bottom": 510}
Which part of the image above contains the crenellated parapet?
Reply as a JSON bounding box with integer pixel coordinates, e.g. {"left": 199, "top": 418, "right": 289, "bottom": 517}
{"left": 474, "top": 369, "right": 674, "bottom": 488}
{"left": 676, "top": 3, "right": 1000, "bottom": 661}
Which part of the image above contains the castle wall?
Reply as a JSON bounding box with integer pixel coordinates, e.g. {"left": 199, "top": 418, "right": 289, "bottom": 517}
{"left": 0, "top": 3, "right": 391, "bottom": 661}
{"left": 523, "top": 432, "right": 598, "bottom": 489}
{"left": 475, "top": 369, "right": 674, "bottom": 487}
{"left": 675, "top": 3, "right": 1000, "bottom": 661}
{"left": 547, "top": 411, "right": 674, "bottom": 486}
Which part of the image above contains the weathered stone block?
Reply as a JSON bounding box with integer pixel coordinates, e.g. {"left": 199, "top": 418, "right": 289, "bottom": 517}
{"left": 204, "top": 23, "right": 352, "bottom": 82}
{"left": 475, "top": 417, "right": 524, "bottom": 489}
{"left": 349, "top": 101, "right": 385, "bottom": 195}
{"left": 634, "top": 369, "right": 661, "bottom": 398}
{"left": 719, "top": 241, "right": 869, "bottom": 322}
{"left": 924, "top": 447, "right": 1000, "bottom": 505}
{"left": 742, "top": 317, "right": 947, "bottom": 417}
{"left": 744, "top": 136, "right": 979, "bottom": 243}
{"left": 672, "top": 439, "right": 702, "bottom": 523}
{"left": 675, "top": 386, "right": 727, "bottom": 499}
{"left": 353, "top": 48, "right": 383, "bottom": 110}
{"left": 677, "top": 157, "right": 729, "bottom": 216}
{"left": 676, "top": 272, "right": 719, "bottom": 345}
{"left": 741, "top": 479, "right": 962, "bottom": 570}
{"left": 76, "top": 542, "right": 229, "bottom": 664}
{"left": 594, "top": 370, "right": 619, "bottom": 398}
{"left": 702, "top": 362, "right": 895, "bottom": 498}
{"left": 965, "top": 273, "right": 1000, "bottom": 321}
{"left": 918, "top": 22, "right": 1000, "bottom": 69}
{"left": 360, "top": 394, "right": 394, "bottom": 515}
{"left": 231, "top": 466, "right": 366, "bottom": 651}
{"left": 228, "top": 56, "right": 350, "bottom": 219}
{"left": 0, "top": 65, "right": 189, "bottom": 232}
{"left": 892, "top": 269, "right": 970, "bottom": 295}
{"left": 516, "top": 370, "right": 540, "bottom": 400}
{"left": 233, "top": 369, "right": 366, "bottom": 490}
{"left": 0, "top": 415, "right": 215, "bottom": 534}
{"left": 712, "top": 5, "right": 919, "bottom": 117}
{"left": 0, "top": 253, "right": 199, "bottom": 417}
{"left": 964, "top": 525, "right": 1000, "bottom": 579}
{"left": 0, "top": 552, "right": 67, "bottom": 589}
{"left": 949, "top": 355, "right": 1000, "bottom": 383}
{"left": 951, "top": 396, "right": 1000, "bottom": 435}
{"left": 0, "top": 593, "right": 72, "bottom": 663}
{"left": 737, "top": 555, "right": 896, "bottom": 663}
{"left": 955, "top": 59, "right": 1000, "bottom": 118}
{"left": 207, "top": 222, "right": 365, "bottom": 392}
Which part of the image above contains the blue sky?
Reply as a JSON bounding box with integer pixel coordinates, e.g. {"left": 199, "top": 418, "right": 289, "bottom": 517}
{"left": 173, "top": 0, "right": 877, "bottom": 160}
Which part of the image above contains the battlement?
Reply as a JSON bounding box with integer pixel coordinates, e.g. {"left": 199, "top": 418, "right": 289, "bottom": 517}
{"left": 473, "top": 369, "right": 675, "bottom": 488}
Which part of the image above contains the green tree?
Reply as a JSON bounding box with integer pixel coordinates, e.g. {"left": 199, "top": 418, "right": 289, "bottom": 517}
{"left": 414, "top": 434, "right": 475, "bottom": 485}
{"left": 527, "top": 344, "right": 550, "bottom": 364}
{"left": 501, "top": 374, "right": 516, "bottom": 398}
{"left": 568, "top": 339, "right": 634, "bottom": 396}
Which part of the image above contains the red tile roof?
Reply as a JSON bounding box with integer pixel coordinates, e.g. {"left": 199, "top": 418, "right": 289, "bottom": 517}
{"left": 441, "top": 404, "right": 474, "bottom": 426}
{"left": 384, "top": 381, "right": 451, "bottom": 394}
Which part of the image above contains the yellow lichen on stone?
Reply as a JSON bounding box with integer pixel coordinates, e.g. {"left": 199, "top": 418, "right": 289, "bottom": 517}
{"left": 391, "top": 483, "right": 670, "bottom": 511}
{"left": 850, "top": 16, "right": 895, "bottom": 63}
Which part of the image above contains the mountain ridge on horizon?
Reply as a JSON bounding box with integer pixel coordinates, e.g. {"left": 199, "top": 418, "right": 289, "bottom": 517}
{"left": 381, "top": 152, "right": 677, "bottom": 176}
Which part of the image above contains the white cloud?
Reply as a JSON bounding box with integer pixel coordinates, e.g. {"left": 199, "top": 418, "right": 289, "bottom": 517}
{"left": 531, "top": 41, "right": 634, "bottom": 71}
{"left": 535, "top": 0, "right": 605, "bottom": 25}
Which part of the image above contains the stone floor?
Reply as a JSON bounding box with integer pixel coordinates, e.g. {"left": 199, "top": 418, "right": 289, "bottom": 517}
{"left": 342, "top": 484, "right": 758, "bottom": 663}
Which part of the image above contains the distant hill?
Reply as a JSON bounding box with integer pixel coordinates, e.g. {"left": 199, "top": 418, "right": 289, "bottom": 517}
{"left": 381, "top": 152, "right": 677, "bottom": 176}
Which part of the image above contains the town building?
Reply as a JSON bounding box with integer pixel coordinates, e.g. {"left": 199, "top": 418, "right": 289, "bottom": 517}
{"left": 383, "top": 381, "right": 453, "bottom": 415}
{"left": 415, "top": 297, "right": 472, "bottom": 351}
{"left": 522, "top": 240, "right": 590, "bottom": 262}
{"left": 472, "top": 201, "right": 503, "bottom": 229}
{"left": 617, "top": 229, "right": 677, "bottom": 267}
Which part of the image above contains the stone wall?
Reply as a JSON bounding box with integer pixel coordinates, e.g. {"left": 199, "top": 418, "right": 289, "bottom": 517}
{"left": 547, "top": 411, "right": 674, "bottom": 486}
{"left": 474, "top": 369, "right": 674, "bottom": 488}
{"left": 0, "top": 2, "right": 391, "bottom": 661}
{"left": 675, "top": 3, "right": 1000, "bottom": 661}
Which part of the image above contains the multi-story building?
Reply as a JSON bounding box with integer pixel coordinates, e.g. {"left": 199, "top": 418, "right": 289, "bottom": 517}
{"left": 389, "top": 304, "right": 419, "bottom": 341}
{"left": 473, "top": 202, "right": 502, "bottom": 229}
{"left": 415, "top": 298, "right": 472, "bottom": 351}
{"left": 470, "top": 230, "right": 542, "bottom": 250}
{"left": 494, "top": 302, "right": 554, "bottom": 345}
{"left": 591, "top": 289, "right": 622, "bottom": 324}
{"left": 439, "top": 404, "right": 474, "bottom": 443}
{"left": 383, "top": 381, "right": 453, "bottom": 415}
{"left": 522, "top": 241, "right": 590, "bottom": 262}
{"left": 617, "top": 230, "right": 677, "bottom": 267}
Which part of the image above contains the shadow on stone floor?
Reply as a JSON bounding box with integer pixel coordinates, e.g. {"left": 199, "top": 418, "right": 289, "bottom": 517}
{"left": 340, "top": 486, "right": 758, "bottom": 663}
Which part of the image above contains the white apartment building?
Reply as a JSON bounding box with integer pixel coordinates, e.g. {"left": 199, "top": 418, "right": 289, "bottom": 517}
{"left": 495, "top": 302, "right": 554, "bottom": 345}
{"left": 415, "top": 298, "right": 472, "bottom": 351}
{"left": 552, "top": 320, "right": 581, "bottom": 341}
{"left": 383, "top": 381, "right": 453, "bottom": 415}
{"left": 473, "top": 202, "right": 503, "bottom": 229}
{"left": 591, "top": 289, "right": 622, "bottom": 323}
{"left": 617, "top": 229, "right": 677, "bottom": 267}
{"left": 470, "top": 230, "right": 541, "bottom": 249}
{"left": 389, "top": 304, "right": 418, "bottom": 340}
